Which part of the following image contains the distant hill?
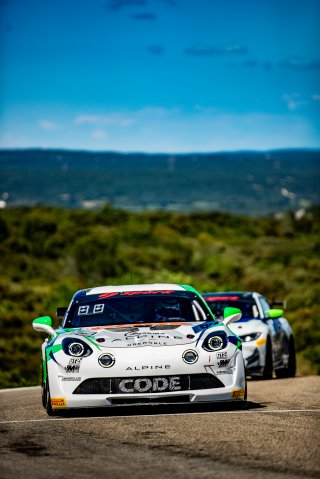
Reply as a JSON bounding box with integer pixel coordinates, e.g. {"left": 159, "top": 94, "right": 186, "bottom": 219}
{"left": 0, "top": 148, "right": 319, "bottom": 215}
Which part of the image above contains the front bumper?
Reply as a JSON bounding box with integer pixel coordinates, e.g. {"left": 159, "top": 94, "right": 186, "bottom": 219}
{"left": 47, "top": 344, "right": 246, "bottom": 409}
{"left": 243, "top": 342, "right": 265, "bottom": 376}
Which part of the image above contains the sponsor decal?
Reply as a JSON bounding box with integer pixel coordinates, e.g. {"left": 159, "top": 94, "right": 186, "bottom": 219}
{"left": 217, "top": 359, "right": 231, "bottom": 368}
{"left": 99, "top": 290, "right": 174, "bottom": 299}
{"left": 73, "top": 330, "right": 97, "bottom": 337}
{"left": 118, "top": 376, "right": 181, "bottom": 393}
{"left": 215, "top": 369, "right": 234, "bottom": 375}
{"left": 59, "top": 376, "right": 81, "bottom": 381}
{"left": 65, "top": 357, "right": 82, "bottom": 373}
{"left": 124, "top": 331, "right": 172, "bottom": 341}
{"left": 126, "top": 365, "right": 170, "bottom": 371}
{"left": 51, "top": 397, "right": 67, "bottom": 408}
{"left": 205, "top": 296, "right": 239, "bottom": 301}
{"left": 232, "top": 388, "right": 245, "bottom": 399}
{"left": 125, "top": 331, "right": 148, "bottom": 339}
{"left": 216, "top": 351, "right": 227, "bottom": 359}
{"left": 127, "top": 341, "right": 168, "bottom": 347}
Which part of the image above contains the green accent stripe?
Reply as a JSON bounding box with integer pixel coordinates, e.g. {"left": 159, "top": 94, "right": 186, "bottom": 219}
{"left": 42, "top": 359, "right": 47, "bottom": 382}
{"left": 46, "top": 343, "right": 62, "bottom": 362}
{"left": 180, "top": 284, "right": 198, "bottom": 293}
{"left": 179, "top": 284, "right": 217, "bottom": 321}
{"left": 85, "top": 336, "right": 101, "bottom": 350}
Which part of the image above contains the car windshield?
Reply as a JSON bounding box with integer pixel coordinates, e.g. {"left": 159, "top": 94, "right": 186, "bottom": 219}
{"left": 204, "top": 297, "right": 259, "bottom": 319}
{"left": 64, "top": 292, "right": 211, "bottom": 328}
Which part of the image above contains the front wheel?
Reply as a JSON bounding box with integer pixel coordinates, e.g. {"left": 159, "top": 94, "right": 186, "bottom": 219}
{"left": 262, "top": 338, "right": 273, "bottom": 379}
{"left": 41, "top": 365, "right": 46, "bottom": 409}
{"left": 45, "top": 380, "right": 58, "bottom": 416}
{"left": 275, "top": 336, "right": 296, "bottom": 378}
{"left": 287, "top": 336, "right": 296, "bottom": 377}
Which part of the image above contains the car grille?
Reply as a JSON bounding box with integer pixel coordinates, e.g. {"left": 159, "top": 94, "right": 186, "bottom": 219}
{"left": 73, "top": 374, "right": 224, "bottom": 395}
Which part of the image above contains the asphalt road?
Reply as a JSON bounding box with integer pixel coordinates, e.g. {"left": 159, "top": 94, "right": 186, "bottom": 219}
{"left": 0, "top": 376, "right": 319, "bottom": 479}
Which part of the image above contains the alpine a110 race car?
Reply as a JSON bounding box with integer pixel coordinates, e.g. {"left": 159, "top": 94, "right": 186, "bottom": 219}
{"left": 33, "top": 284, "right": 246, "bottom": 415}
{"left": 202, "top": 292, "right": 296, "bottom": 379}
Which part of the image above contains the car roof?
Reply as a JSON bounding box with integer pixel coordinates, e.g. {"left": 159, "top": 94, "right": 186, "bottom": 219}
{"left": 86, "top": 283, "right": 185, "bottom": 296}
{"left": 202, "top": 292, "right": 256, "bottom": 299}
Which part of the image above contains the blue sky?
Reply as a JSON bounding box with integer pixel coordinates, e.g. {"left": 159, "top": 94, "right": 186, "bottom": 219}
{"left": 0, "top": 0, "right": 319, "bottom": 152}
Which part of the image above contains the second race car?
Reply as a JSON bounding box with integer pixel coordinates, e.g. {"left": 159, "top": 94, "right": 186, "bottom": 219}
{"left": 202, "top": 291, "right": 296, "bottom": 379}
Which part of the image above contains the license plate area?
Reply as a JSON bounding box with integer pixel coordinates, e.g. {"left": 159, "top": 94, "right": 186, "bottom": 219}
{"left": 111, "top": 375, "right": 186, "bottom": 394}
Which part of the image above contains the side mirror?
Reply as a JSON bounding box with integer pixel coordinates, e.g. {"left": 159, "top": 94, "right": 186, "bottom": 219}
{"left": 266, "top": 309, "right": 283, "bottom": 319}
{"left": 223, "top": 307, "right": 242, "bottom": 326}
{"left": 32, "top": 316, "right": 56, "bottom": 336}
{"left": 56, "top": 307, "right": 67, "bottom": 321}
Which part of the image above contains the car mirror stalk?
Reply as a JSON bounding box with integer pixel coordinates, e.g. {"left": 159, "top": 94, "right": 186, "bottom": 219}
{"left": 33, "top": 316, "right": 56, "bottom": 336}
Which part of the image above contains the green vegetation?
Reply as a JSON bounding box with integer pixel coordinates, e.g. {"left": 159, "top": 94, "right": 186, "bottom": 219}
{"left": 0, "top": 205, "right": 319, "bottom": 387}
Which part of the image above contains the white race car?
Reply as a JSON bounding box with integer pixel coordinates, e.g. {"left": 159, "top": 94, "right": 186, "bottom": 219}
{"left": 33, "top": 284, "right": 246, "bottom": 415}
{"left": 203, "top": 292, "right": 296, "bottom": 379}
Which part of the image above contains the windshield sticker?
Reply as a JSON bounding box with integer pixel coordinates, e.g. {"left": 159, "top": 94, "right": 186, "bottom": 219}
{"left": 78, "top": 304, "right": 105, "bottom": 315}
{"left": 98, "top": 290, "right": 174, "bottom": 299}
{"left": 206, "top": 296, "right": 239, "bottom": 301}
{"left": 78, "top": 306, "right": 89, "bottom": 315}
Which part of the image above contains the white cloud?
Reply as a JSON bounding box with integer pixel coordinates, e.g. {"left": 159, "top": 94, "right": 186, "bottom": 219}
{"left": 282, "top": 93, "right": 307, "bottom": 111}
{"left": 74, "top": 113, "right": 134, "bottom": 127}
{"left": 92, "top": 129, "right": 108, "bottom": 140}
{"left": 74, "top": 107, "right": 181, "bottom": 129}
{"left": 38, "top": 120, "right": 60, "bottom": 131}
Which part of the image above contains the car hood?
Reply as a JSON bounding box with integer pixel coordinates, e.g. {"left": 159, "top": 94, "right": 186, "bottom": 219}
{"left": 60, "top": 322, "right": 222, "bottom": 348}
{"left": 229, "top": 319, "right": 267, "bottom": 337}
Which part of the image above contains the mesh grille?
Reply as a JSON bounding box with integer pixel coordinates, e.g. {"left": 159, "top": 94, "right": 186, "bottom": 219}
{"left": 73, "top": 373, "right": 224, "bottom": 394}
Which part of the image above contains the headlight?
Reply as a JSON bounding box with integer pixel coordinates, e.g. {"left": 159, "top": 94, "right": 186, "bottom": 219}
{"left": 68, "top": 342, "right": 84, "bottom": 356}
{"left": 98, "top": 353, "right": 115, "bottom": 368}
{"left": 202, "top": 331, "right": 227, "bottom": 352}
{"left": 62, "top": 337, "right": 93, "bottom": 357}
{"left": 208, "top": 336, "right": 224, "bottom": 350}
{"left": 182, "top": 350, "right": 198, "bottom": 364}
{"left": 240, "top": 332, "right": 261, "bottom": 342}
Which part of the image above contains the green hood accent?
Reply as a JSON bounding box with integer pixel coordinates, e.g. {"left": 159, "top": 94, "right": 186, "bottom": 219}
{"left": 45, "top": 343, "right": 63, "bottom": 362}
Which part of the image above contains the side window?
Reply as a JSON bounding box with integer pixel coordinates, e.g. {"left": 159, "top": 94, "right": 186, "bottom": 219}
{"left": 259, "top": 296, "right": 271, "bottom": 317}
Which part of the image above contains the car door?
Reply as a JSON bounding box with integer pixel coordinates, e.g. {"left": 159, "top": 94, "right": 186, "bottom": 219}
{"left": 258, "top": 296, "right": 284, "bottom": 367}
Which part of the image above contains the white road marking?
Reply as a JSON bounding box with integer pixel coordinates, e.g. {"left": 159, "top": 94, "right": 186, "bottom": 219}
{"left": 0, "top": 386, "right": 40, "bottom": 393}
{"left": 0, "top": 409, "right": 319, "bottom": 425}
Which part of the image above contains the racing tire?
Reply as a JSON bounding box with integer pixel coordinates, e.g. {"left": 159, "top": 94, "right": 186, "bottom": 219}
{"left": 287, "top": 336, "right": 296, "bottom": 377}
{"left": 41, "top": 380, "right": 47, "bottom": 409}
{"left": 45, "top": 380, "right": 58, "bottom": 416}
{"left": 262, "top": 338, "right": 273, "bottom": 380}
{"left": 275, "top": 336, "right": 296, "bottom": 378}
{"left": 41, "top": 364, "right": 46, "bottom": 409}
